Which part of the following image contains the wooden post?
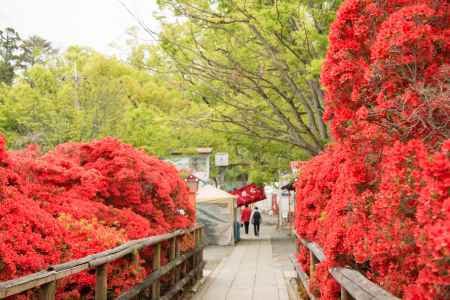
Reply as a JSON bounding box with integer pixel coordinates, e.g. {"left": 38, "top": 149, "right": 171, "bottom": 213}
{"left": 170, "top": 237, "right": 177, "bottom": 286}
{"left": 193, "top": 229, "right": 198, "bottom": 268}
{"left": 341, "top": 286, "right": 353, "bottom": 300}
{"left": 188, "top": 232, "right": 195, "bottom": 287}
{"left": 199, "top": 227, "right": 204, "bottom": 273}
{"left": 309, "top": 249, "right": 317, "bottom": 280}
{"left": 152, "top": 243, "right": 161, "bottom": 300}
{"left": 130, "top": 249, "right": 142, "bottom": 298}
{"left": 193, "top": 229, "right": 197, "bottom": 281}
{"left": 200, "top": 227, "right": 204, "bottom": 259}
{"left": 176, "top": 236, "right": 181, "bottom": 283}
{"left": 95, "top": 264, "right": 108, "bottom": 300}
{"left": 175, "top": 236, "right": 182, "bottom": 300}
{"left": 195, "top": 228, "right": 202, "bottom": 280}
{"left": 296, "top": 274, "right": 308, "bottom": 300}
{"left": 38, "top": 281, "right": 56, "bottom": 300}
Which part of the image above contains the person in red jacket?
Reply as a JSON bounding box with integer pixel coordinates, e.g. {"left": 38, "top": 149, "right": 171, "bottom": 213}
{"left": 240, "top": 204, "right": 252, "bottom": 234}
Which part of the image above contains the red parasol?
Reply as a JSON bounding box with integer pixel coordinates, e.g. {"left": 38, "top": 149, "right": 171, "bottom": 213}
{"left": 230, "top": 183, "right": 266, "bottom": 207}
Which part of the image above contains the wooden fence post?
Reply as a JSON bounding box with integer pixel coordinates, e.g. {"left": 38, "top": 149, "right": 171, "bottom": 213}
{"left": 170, "top": 237, "right": 177, "bottom": 286}
{"left": 341, "top": 286, "right": 353, "bottom": 300}
{"left": 309, "top": 249, "right": 317, "bottom": 280}
{"left": 200, "top": 227, "right": 204, "bottom": 263}
{"left": 296, "top": 273, "right": 308, "bottom": 300}
{"left": 193, "top": 229, "right": 198, "bottom": 281}
{"left": 176, "top": 236, "right": 181, "bottom": 283}
{"left": 95, "top": 264, "right": 108, "bottom": 300}
{"left": 38, "top": 281, "right": 56, "bottom": 300}
{"left": 195, "top": 228, "right": 202, "bottom": 280}
{"left": 152, "top": 243, "right": 161, "bottom": 300}
{"left": 186, "top": 232, "right": 193, "bottom": 287}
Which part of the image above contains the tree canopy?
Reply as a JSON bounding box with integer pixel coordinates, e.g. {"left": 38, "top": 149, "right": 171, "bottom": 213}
{"left": 154, "top": 0, "right": 341, "bottom": 156}
{"left": 0, "top": 3, "right": 341, "bottom": 183}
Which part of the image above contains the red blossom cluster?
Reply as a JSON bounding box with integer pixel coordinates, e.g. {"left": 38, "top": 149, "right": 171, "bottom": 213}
{"left": 0, "top": 137, "right": 195, "bottom": 299}
{"left": 295, "top": 0, "right": 449, "bottom": 299}
{"left": 322, "top": 0, "right": 449, "bottom": 147}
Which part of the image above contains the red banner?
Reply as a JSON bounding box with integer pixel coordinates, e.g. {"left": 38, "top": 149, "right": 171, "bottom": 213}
{"left": 230, "top": 183, "right": 266, "bottom": 207}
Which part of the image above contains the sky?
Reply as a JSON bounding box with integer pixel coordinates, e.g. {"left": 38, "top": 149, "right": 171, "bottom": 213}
{"left": 0, "top": 0, "right": 160, "bottom": 56}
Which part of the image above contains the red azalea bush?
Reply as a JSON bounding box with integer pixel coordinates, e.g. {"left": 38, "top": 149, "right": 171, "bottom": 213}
{"left": 0, "top": 136, "right": 195, "bottom": 299}
{"left": 0, "top": 138, "right": 66, "bottom": 282}
{"left": 321, "top": 0, "right": 449, "bottom": 146}
{"left": 296, "top": 141, "right": 449, "bottom": 298}
{"left": 50, "top": 138, "right": 195, "bottom": 232}
{"left": 0, "top": 198, "right": 66, "bottom": 282}
{"left": 295, "top": 0, "right": 449, "bottom": 299}
{"left": 55, "top": 214, "right": 147, "bottom": 299}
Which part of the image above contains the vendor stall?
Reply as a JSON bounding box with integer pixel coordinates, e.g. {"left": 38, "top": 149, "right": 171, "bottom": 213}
{"left": 196, "top": 185, "right": 237, "bottom": 246}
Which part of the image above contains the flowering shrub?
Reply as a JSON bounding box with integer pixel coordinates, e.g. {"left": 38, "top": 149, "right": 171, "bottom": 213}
{"left": 50, "top": 138, "right": 195, "bottom": 232}
{"left": 322, "top": 0, "right": 449, "bottom": 146}
{"left": 56, "top": 214, "right": 146, "bottom": 299}
{"left": 296, "top": 141, "right": 449, "bottom": 298}
{"left": 0, "top": 197, "right": 66, "bottom": 282}
{"left": 0, "top": 136, "right": 195, "bottom": 299}
{"left": 296, "top": 0, "right": 449, "bottom": 299}
{"left": 0, "top": 138, "right": 66, "bottom": 282}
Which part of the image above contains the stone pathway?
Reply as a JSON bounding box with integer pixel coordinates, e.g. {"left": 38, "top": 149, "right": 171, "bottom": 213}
{"left": 193, "top": 226, "right": 291, "bottom": 300}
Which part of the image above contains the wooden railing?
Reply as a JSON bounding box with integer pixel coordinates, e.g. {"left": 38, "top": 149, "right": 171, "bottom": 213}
{"left": 0, "top": 224, "right": 205, "bottom": 300}
{"left": 290, "top": 233, "right": 400, "bottom": 300}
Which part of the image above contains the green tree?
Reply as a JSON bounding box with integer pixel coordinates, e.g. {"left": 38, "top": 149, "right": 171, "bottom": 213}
{"left": 21, "top": 35, "right": 57, "bottom": 67}
{"left": 0, "top": 28, "right": 23, "bottom": 85}
{"left": 154, "top": 0, "right": 340, "bottom": 156}
{"left": 0, "top": 46, "right": 215, "bottom": 157}
{"left": 0, "top": 37, "right": 301, "bottom": 182}
{"left": 0, "top": 62, "right": 83, "bottom": 148}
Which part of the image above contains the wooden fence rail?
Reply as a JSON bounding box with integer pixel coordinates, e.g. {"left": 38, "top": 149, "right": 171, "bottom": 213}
{"left": 291, "top": 233, "right": 400, "bottom": 300}
{"left": 0, "top": 224, "right": 205, "bottom": 300}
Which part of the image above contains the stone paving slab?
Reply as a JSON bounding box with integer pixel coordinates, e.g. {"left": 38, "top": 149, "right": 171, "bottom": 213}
{"left": 193, "top": 225, "right": 291, "bottom": 300}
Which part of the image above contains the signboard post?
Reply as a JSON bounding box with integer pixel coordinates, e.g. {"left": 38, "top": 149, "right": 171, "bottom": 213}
{"left": 215, "top": 153, "right": 229, "bottom": 167}
{"left": 215, "top": 153, "right": 229, "bottom": 189}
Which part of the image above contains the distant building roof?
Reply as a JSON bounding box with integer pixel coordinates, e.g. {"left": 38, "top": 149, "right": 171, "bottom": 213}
{"left": 169, "top": 147, "right": 213, "bottom": 155}
{"left": 196, "top": 147, "right": 213, "bottom": 154}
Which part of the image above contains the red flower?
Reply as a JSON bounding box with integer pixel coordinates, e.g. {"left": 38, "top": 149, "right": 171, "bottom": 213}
{"left": 296, "top": 1, "right": 449, "bottom": 298}
{"left": 1, "top": 137, "right": 195, "bottom": 299}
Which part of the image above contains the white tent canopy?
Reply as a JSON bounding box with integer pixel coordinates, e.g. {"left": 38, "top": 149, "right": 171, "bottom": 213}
{"left": 196, "top": 185, "right": 237, "bottom": 246}
{"left": 197, "top": 184, "right": 237, "bottom": 203}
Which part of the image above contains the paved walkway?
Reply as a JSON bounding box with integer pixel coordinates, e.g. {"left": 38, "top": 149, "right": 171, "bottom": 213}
{"left": 193, "top": 226, "right": 291, "bottom": 300}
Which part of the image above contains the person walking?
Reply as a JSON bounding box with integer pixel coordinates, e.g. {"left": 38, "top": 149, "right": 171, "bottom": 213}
{"left": 251, "top": 207, "right": 262, "bottom": 236}
{"left": 240, "top": 204, "right": 252, "bottom": 234}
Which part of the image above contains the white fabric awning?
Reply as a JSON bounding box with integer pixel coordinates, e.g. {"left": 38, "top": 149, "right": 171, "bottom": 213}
{"left": 196, "top": 184, "right": 237, "bottom": 203}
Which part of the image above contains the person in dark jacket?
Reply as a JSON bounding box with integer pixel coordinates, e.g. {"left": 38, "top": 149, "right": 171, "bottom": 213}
{"left": 240, "top": 204, "right": 252, "bottom": 234}
{"left": 251, "top": 207, "right": 262, "bottom": 236}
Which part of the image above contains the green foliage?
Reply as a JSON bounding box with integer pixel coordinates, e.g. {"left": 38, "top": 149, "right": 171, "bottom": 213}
{"left": 0, "top": 28, "right": 23, "bottom": 85}
{"left": 0, "top": 28, "right": 57, "bottom": 85}
{"left": 0, "top": 4, "right": 341, "bottom": 184}
{"left": 21, "top": 35, "right": 57, "bottom": 67}
{"left": 151, "top": 0, "right": 341, "bottom": 180}
{"left": 0, "top": 44, "right": 243, "bottom": 176}
{"left": 155, "top": 0, "right": 340, "bottom": 159}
